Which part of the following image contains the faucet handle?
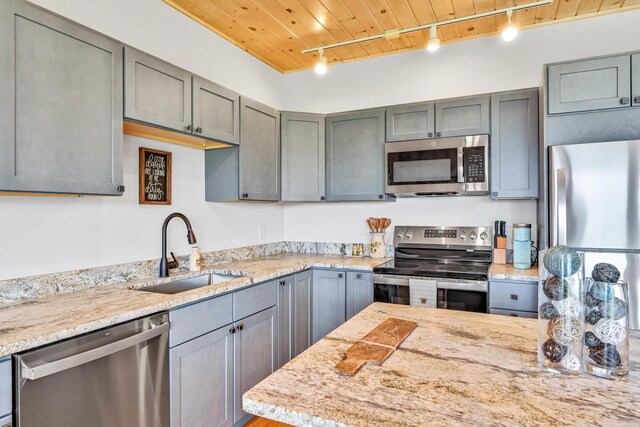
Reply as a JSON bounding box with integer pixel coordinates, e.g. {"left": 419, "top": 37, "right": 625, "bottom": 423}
{"left": 168, "top": 252, "right": 179, "bottom": 270}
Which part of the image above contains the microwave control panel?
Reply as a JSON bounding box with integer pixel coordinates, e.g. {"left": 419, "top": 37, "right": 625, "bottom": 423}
{"left": 464, "top": 146, "right": 485, "bottom": 183}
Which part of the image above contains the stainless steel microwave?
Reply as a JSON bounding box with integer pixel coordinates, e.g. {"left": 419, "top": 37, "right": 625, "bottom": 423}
{"left": 384, "top": 135, "right": 489, "bottom": 196}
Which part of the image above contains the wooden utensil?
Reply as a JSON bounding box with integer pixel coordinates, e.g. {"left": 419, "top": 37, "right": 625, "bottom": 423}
{"left": 384, "top": 218, "right": 392, "bottom": 231}
{"left": 375, "top": 218, "right": 381, "bottom": 233}
{"left": 367, "top": 218, "right": 376, "bottom": 232}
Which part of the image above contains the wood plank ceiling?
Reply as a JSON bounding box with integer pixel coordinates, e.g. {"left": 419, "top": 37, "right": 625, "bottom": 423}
{"left": 163, "top": 0, "right": 640, "bottom": 73}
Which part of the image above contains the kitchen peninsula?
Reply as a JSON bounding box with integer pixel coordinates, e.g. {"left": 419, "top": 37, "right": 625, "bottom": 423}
{"left": 244, "top": 303, "right": 640, "bottom": 426}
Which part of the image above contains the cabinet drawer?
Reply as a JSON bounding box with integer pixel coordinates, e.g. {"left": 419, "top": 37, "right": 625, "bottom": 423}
{"left": 489, "top": 281, "right": 537, "bottom": 312}
{"left": 490, "top": 308, "right": 537, "bottom": 319}
{"left": 233, "top": 280, "right": 277, "bottom": 321}
{"left": 169, "top": 294, "right": 233, "bottom": 347}
{"left": 0, "top": 359, "right": 10, "bottom": 417}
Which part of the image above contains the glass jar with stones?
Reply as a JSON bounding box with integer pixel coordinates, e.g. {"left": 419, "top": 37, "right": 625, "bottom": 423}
{"left": 584, "top": 269, "right": 629, "bottom": 379}
{"left": 538, "top": 246, "right": 585, "bottom": 375}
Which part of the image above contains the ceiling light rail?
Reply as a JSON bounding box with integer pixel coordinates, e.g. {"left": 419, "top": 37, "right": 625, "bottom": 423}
{"left": 301, "top": 0, "right": 553, "bottom": 55}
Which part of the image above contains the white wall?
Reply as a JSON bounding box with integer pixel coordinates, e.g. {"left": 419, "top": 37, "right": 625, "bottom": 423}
{"left": 281, "top": 10, "right": 640, "bottom": 247}
{"left": 0, "top": 0, "right": 285, "bottom": 280}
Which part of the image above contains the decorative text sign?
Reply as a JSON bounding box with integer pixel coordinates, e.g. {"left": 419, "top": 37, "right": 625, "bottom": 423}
{"left": 139, "top": 147, "right": 172, "bottom": 205}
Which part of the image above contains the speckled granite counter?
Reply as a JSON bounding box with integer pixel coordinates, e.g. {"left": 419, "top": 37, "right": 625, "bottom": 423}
{"left": 244, "top": 303, "right": 640, "bottom": 427}
{"left": 489, "top": 263, "right": 539, "bottom": 282}
{"left": 0, "top": 255, "right": 389, "bottom": 357}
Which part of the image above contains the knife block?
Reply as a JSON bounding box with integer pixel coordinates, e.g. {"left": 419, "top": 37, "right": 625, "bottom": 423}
{"left": 493, "top": 249, "right": 507, "bottom": 264}
{"left": 495, "top": 236, "right": 507, "bottom": 249}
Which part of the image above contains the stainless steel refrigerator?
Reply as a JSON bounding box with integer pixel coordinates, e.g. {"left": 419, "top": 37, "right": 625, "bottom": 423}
{"left": 549, "top": 139, "right": 640, "bottom": 329}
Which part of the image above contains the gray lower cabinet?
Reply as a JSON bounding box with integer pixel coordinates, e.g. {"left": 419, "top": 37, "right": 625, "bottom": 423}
{"left": 346, "top": 272, "right": 374, "bottom": 320}
{"left": 125, "top": 47, "right": 192, "bottom": 133}
{"left": 490, "top": 89, "right": 539, "bottom": 199}
{"left": 312, "top": 270, "right": 346, "bottom": 343}
{"left": 239, "top": 97, "right": 280, "bottom": 201}
{"left": 233, "top": 306, "right": 278, "bottom": 424}
{"left": 0, "top": 0, "right": 124, "bottom": 195}
{"left": 278, "top": 271, "right": 312, "bottom": 367}
{"left": 193, "top": 76, "right": 240, "bottom": 145}
{"left": 281, "top": 113, "right": 326, "bottom": 202}
{"left": 326, "top": 109, "right": 388, "bottom": 201}
{"left": 547, "top": 55, "right": 631, "bottom": 114}
{"left": 434, "top": 96, "right": 490, "bottom": 137}
{"left": 170, "top": 326, "right": 234, "bottom": 427}
{"left": 633, "top": 54, "right": 640, "bottom": 107}
{"left": 386, "top": 102, "right": 435, "bottom": 141}
{"left": 0, "top": 358, "right": 11, "bottom": 420}
{"left": 489, "top": 279, "right": 538, "bottom": 318}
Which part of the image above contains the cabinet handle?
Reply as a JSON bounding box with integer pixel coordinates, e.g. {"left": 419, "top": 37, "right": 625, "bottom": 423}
{"left": 510, "top": 294, "right": 519, "bottom": 300}
{"left": 186, "top": 124, "right": 193, "bottom": 131}
{"left": 238, "top": 324, "right": 244, "bottom": 331}
{"left": 117, "top": 185, "right": 125, "bottom": 193}
{"left": 280, "top": 280, "right": 285, "bottom": 286}
{"left": 338, "top": 273, "right": 343, "bottom": 279}
{"left": 320, "top": 196, "right": 325, "bottom": 201}
{"left": 436, "top": 132, "right": 441, "bottom": 137}
{"left": 378, "top": 194, "right": 384, "bottom": 199}
{"left": 510, "top": 313, "right": 519, "bottom": 317}
{"left": 620, "top": 97, "right": 630, "bottom": 105}
{"left": 196, "top": 127, "right": 203, "bottom": 133}
{"left": 229, "top": 327, "right": 236, "bottom": 334}
{"left": 420, "top": 298, "right": 427, "bottom": 304}
{"left": 634, "top": 96, "right": 640, "bottom": 104}
{"left": 428, "top": 132, "right": 433, "bottom": 138}
{"left": 242, "top": 193, "right": 248, "bottom": 198}
{"left": 356, "top": 274, "right": 362, "bottom": 279}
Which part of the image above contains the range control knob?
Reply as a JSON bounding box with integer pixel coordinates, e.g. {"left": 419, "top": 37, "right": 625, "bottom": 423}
{"left": 480, "top": 231, "right": 488, "bottom": 241}
{"left": 469, "top": 231, "right": 477, "bottom": 241}
{"left": 396, "top": 229, "right": 405, "bottom": 238}
{"left": 405, "top": 230, "right": 414, "bottom": 239}
{"left": 459, "top": 231, "right": 467, "bottom": 240}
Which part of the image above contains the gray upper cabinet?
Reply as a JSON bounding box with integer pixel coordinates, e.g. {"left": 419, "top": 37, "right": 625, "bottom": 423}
{"left": 434, "top": 96, "right": 490, "bottom": 137}
{"left": 326, "top": 109, "right": 387, "bottom": 201}
{"left": 346, "top": 272, "right": 374, "bottom": 320}
{"left": 193, "top": 76, "right": 239, "bottom": 145}
{"left": 312, "top": 270, "right": 346, "bottom": 343}
{"left": 240, "top": 97, "right": 280, "bottom": 201}
{"left": 386, "top": 102, "right": 435, "bottom": 141}
{"left": 0, "top": 0, "right": 124, "bottom": 195}
{"left": 490, "top": 89, "right": 539, "bottom": 199}
{"left": 233, "top": 306, "right": 277, "bottom": 423}
{"left": 124, "top": 47, "right": 192, "bottom": 133}
{"left": 633, "top": 54, "right": 640, "bottom": 107}
{"left": 547, "top": 55, "right": 631, "bottom": 114}
{"left": 170, "top": 326, "right": 233, "bottom": 427}
{"left": 281, "top": 112, "right": 326, "bottom": 202}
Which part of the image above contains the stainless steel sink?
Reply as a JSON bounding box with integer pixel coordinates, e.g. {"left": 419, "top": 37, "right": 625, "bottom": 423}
{"left": 136, "top": 272, "right": 245, "bottom": 294}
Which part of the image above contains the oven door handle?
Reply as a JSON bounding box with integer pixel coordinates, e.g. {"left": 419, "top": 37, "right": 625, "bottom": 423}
{"left": 437, "top": 281, "right": 488, "bottom": 292}
{"left": 20, "top": 322, "right": 169, "bottom": 381}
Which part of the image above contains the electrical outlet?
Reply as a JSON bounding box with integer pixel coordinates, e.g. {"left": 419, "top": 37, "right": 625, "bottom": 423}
{"left": 258, "top": 225, "right": 265, "bottom": 240}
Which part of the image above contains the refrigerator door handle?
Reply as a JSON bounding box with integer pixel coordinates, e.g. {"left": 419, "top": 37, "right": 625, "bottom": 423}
{"left": 556, "top": 168, "right": 568, "bottom": 246}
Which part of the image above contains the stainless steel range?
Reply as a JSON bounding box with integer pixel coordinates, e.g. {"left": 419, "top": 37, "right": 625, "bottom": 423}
{"left": 373, "top": 225, "right": 492, "bottom": 313}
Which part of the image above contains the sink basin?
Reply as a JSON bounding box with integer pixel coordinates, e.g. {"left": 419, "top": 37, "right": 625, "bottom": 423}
{"left": 136, "top": 272, "right": 245, "bottom": 295}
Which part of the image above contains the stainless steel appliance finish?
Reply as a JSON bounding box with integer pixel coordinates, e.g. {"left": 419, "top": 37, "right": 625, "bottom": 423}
{"left": 549, "top": 139, "right": 640, "bottom": 329}
{"left": 384, "top": 135, "right": 489, "bottom": 196}
{"left": 373, "top": 225, "right": 492, "bottom": 313}
{"left": 15, "top": 313, "right": 169, "bottom": 427}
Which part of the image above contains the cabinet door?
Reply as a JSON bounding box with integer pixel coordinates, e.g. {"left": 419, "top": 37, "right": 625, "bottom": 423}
{"left": 170, "top": 326, "right": 233, "bottom": 427}
{"left": 633, "top": 54, "right": 640, "bottom": 107}
{"left": 386, "top": 102, "right": 435, "bottom": 141}
{"left": 435, "top": 96, "right": 490, "bottom": 137}
{"left": 240, "top": 97, "right": 280, "bottom": 201}
{"left": 193, "top": 76, "right": 239, "bottom": 144}
{"left": 293, "top": 270, "right": 312, "bottom": 358}
{"left": 124, "top": 47, "right": 192, "bottom": 133}
{"left": 281, "top": 112, "right": 326, "bottom": 202}
{"left": 346, "top": 272, "right": 374, "bottom": 320}
{"left": 311, "top": 270, "right": 346, "bottom": 343}
{"left": 0, "top": 358, "right": 10, "bottom": 418}
{"left": 277, "top": 275, "right": 294, "bottom": 367}
{"left": 547, "top": 55, "right": 631, "bottom": 114}
{"left": 490, "top": 89, "right": 539, "bottom": 199}
{"left": 326, "top": 109, "right": 386, "bottom": 201}
{"left": 0, "top": 0, "right": 123, "bottom": 195}
{"left": 233, "top": 306, "right": 277, "bottom": 423}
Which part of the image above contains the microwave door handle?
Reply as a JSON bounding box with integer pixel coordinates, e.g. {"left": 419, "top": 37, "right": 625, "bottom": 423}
{"left": 457, "top": 147, "right": 464, "bottom": 183}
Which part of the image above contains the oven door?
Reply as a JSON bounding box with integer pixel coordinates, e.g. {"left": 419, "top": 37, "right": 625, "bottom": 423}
{"left": 437, "top": 279, "right": 488, "bottom": 313}
{"left": 385, "top": 138, "right": 465, "bottom": 195}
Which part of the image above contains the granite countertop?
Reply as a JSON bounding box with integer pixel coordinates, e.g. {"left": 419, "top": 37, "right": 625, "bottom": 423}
{"left": 244, "top": 303, "right": 640, "bottom": 427}
{"left": 489, "top": 263, "right": 539, "bottom": 282}
{"left": 0, "top": 254, "right": 389, "bottom": 357}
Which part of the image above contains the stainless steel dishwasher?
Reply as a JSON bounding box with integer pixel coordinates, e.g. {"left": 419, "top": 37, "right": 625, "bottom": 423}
{"left": 15, "top": 313, "right": 169, "bottom": 427}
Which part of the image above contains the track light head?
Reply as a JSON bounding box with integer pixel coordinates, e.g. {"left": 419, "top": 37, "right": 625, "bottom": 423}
{"left": 426, "top": 26, "right": 440, "bottom": 52}
{"left": 314, "top": 48, "right": 328, "bottom": 75}
{"left": 501, "top": 9, "right": 518, "bottom": 42}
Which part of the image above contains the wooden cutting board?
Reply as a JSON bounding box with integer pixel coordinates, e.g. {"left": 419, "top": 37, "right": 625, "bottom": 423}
{"left": 335, "top": 317, "right": 418, "bottom": 376}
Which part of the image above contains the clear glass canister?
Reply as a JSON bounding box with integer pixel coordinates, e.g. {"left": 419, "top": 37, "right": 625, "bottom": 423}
{"left": 538, "top": 246, "right": 585, "bottom": 375}
{"left": 584, "top": 278, "right": 630, "bottom": 379}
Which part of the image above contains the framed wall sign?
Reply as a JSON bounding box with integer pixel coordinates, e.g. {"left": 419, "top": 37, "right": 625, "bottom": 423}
{"left": 139, "top": 147, "right": 172, "bottom": 205}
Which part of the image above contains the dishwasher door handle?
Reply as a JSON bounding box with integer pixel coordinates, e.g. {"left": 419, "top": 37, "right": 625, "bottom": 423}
{"left": 20, "top": 322, "right": 169, "bottom": 381}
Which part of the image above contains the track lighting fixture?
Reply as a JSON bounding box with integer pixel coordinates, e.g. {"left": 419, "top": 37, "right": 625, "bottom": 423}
{"left": 314, "top": 48, "right": 328, "bottom": 75}
{"left": 426, "top": 26, "right": 440, "bottom": 52}
{"left": 501, "top": 9, "right": 518, "bottom": 42}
